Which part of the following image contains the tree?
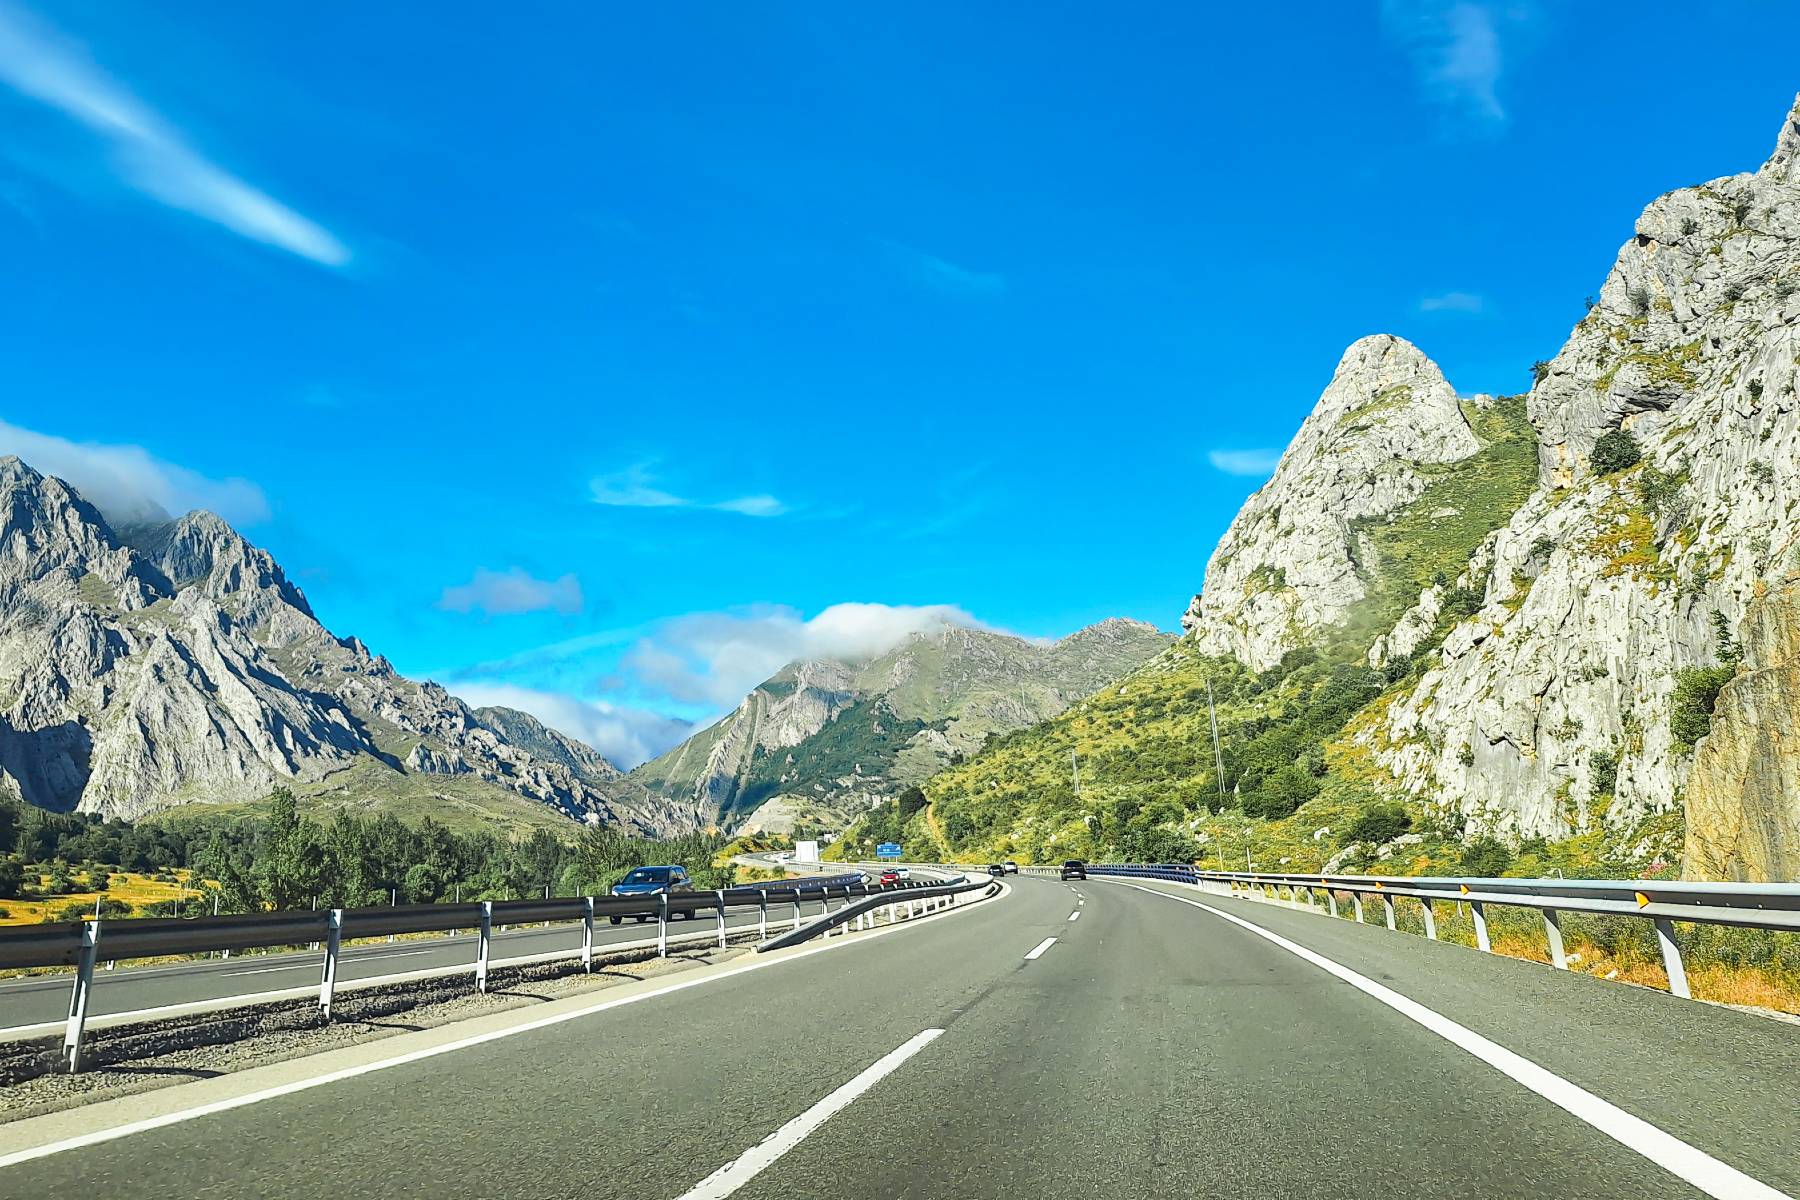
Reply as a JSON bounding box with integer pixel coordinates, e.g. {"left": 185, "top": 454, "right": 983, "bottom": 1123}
{"left": 1589, "top": 429, "right": 1642, "bottom": 475}
{"left": 0, "top": 857, "right": 23, "bottom": 899}
{"left": 254, "top": 788, "right": 322, "bottom": 911}
{"left": 1590, "top": 750, "right": 1619, "bottom": 796}
{"left": 1671, "top": 666, "right": 1735, "bottom": 753}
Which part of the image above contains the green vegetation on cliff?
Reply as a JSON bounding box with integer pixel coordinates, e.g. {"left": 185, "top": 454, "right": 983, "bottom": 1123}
{"left": 834, "top": 396, "right": 1545, "bottom": 869}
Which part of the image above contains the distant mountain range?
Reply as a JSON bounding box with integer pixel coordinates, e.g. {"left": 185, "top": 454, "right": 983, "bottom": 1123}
{"left": 0, "top": 457, "right": 700, "bottom": 835}
{"left": 630, "top": 619, "right": 1171, "bottom": 833}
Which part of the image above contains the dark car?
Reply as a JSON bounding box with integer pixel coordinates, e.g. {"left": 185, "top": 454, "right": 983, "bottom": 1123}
{"left": 987, "top": 863, "right": 1007, "bottom": 877}
{"left": 608, "top": 865, "right": 694, "bottom": 923}
{"left": 1060, "top": 860, "right": 1087, "bottom": 881}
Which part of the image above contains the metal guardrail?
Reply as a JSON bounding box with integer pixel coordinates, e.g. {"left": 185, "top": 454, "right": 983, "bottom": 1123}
{"left": 755, "top": 874, "right": 999, "bottom": 951}
{"left": 1082, "top": 863, "right": 1800, "bottom": 1001}
{"left": 0, "top": 870, "right": 937, "bottom": 1073}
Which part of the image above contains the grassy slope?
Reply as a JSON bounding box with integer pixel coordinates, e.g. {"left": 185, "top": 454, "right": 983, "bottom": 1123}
{"left": 150, "top": 761, "right": 581, "bottom": 838}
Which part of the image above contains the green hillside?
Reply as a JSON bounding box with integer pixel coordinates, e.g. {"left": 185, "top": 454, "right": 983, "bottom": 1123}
{"left": 831, "top": 395, "right": 1661, "bottom": 873}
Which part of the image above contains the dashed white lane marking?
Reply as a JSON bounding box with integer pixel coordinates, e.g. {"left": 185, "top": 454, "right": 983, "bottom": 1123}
{"left": 1068, "top": 912, "right": 1081, "bottom": 922}
{"left": 1113, "top": 881, "right": 1793, "bottom": 1200}
{"left": 675, "top": 1029, "right": 943, "bottom": 1199}
{"left": 1024, "top": 936, "right": 1057, "bottom": 961}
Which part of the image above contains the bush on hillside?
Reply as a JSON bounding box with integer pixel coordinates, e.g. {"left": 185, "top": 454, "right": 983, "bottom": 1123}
{"left": 0, "top": 857, "right": 22, "bottom": 899}
{"left": 1345, "top": 804, "right": 1412, "bottom": 846}
{"left": 1458, "top": 837, "right": 1514, "bottom": 878}
{"left": 1671, "top": 665, "right": 1735, "bottom": 752}
{"left": 1589, "top": 429, "right": 1642, "bottom": 475}
{"left": 1590, "top": 749, "right": 1619, "bottom": 796}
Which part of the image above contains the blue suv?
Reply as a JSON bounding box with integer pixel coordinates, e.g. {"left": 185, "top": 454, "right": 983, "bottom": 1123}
{"left": 609, "top": 865, "right": 694, "bottom": 924}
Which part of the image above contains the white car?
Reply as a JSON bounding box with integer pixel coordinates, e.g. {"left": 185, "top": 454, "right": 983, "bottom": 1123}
{"left": 893, "top": 866, "right": 911, "bottom": 879}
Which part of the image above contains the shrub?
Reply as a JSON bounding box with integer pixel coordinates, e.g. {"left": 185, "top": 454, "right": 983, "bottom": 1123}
{"left": 46, "top": 867, "right": 75, "bottom": 895}
{"left": 1530, "top": 360, "right": 1551, "bottom": 384}
{"left": 1679, "top": 217, "right": 1698, "bottom": 237}
{"left": 1439, "top": 585, "right": 1485, "bottom": 622}
{"left": 88, "top": 871, "right": 109, "bottom": 892}
{"left": 0, "top": 857, "right": 22, "bottom": 899}
{"left": 1459, "top": 837, "right": 1514, "bottom": 877}
{"left": 1749, "top": 379, "right": 1765, "bottom": 402}
{"left": 1671, "top": 665, "right": 1735, "bottom": 752}
{"left": 1530, "top": 535, "right": 1556, "bottom": 560}
{"left": 1345, "top": 805, "right": 1412, "bottom": 846}
{"left": 1723, "top": 281, "right": 1745, "bottom": 304}
{"left": 1583, "top": 295, "right": 1598, "bottom": 313}
{"left": 1589, "top": 429, "right": 1642, "bottom": 474}
{"left": 1590, "top": 749, "right": 1619, "bottom": 796}
{"left": 1627, "top": 286, "right": 1651, "bottom": 316}
{"left": 1731, "top": 198, "right": 1752, "bottom": 226}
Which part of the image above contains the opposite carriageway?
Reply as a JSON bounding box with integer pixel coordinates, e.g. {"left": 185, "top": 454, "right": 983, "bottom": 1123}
{"left": 0, "top": 870, "right": 992, "bottom": 1071}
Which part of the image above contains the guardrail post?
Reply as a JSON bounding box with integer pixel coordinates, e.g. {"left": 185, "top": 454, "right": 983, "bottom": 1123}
{"left": 792, "top": 895, "right": 802, "bottom": 932}
{"left": 658, "top": 892, "right": 669, "bottom": 957}
{"left": 1653, "top": 917, "right": 1690, "bottom": 998}
{"left": 1471, "top": 901, "right": 1491, "bottom": 953}
{"left": 1542, "top": 908, "right": 1566, "bottom": 969}
{"left": 1327, "top": 890, "right": 1339, "bottom": 918}
{"left": 63, "top": 919, "right": 100, "bottom": 1073}
{"left": 758, "top": 891, "right": 768, "bottom": 940}
{"left": 1420, "top": 898, "right": 1437, "bottom": 940}
{"left": 1382, "top": 894, "right": 1396, "bottom": 931}
{"left": 1352, "top": 893, "right": 1364, "bottom": 923}
{"left": 582, "top": 897, "right": 595, "bottom": 973}
{"left": 319, "top": 908, "right": 343, "bottom": 1021}
{"left": 715, "top": 890, "right": 727, "bottom": 949}
{"left": 476, "top": 901, "right": 493, "bottom": 992}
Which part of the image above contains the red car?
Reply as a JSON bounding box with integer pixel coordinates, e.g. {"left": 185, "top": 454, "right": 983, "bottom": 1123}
{"left": 878, "top": 869, "right": 901, "bottom": 885}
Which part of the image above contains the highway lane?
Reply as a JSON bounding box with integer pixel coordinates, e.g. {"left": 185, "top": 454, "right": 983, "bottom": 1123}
{"left": 2, "top": 874, "right": 1795, "bottom": 1199}
{"left": 0, "top": 904, "right": 794, "bottom": 1032}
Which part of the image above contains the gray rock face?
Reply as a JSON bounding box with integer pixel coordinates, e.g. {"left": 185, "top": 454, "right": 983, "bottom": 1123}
{"left": 633, "top": 618, "right": 1170, "bottom": 830}
{"left": 1357, "top": 95, "right": 1800, "bottom": 847}
{"left": 0, "top": 457, "right": 696, "bottom": 834}
{"left": 1182, "top": 335, "right": 1480, "bottom": 669}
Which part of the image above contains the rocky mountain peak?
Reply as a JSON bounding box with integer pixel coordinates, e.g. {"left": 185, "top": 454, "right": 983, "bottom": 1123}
{"left": 124, "top": 509, "right": 313, "bottom": 621}
{"left": 1760, "top": 91, "right": 1800, "bottom": 183}
{"left": 1182, "top": 334, "right": 1479, "bottom": 669}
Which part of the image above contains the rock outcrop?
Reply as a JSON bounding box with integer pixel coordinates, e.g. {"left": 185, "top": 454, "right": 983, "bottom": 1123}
{"left": 633, "top": 618, "right": 1170, "bottom": 830}
{"left": 1182, "top": 335, "right": 1481, "bottom": 670}
{"left": 0, "top": 457, "right": 698, "bottom": 834}
{"left": 1357, "top": 94, "right": 1800, "bottom": 846}
{"left": 1684, "top": 580, "right": 1800, "bottom": 881}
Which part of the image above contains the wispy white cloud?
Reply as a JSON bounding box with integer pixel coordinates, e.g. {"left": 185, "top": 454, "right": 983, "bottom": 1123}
{"left": 883, "top": 241, "right": 1005, "bottom": 296}
{"left": 0, "top": 417, "right": 269, "bottom": 526}
{"left": 1380, "top": 1, "right": 1521, "bottom": 127}
{"left": 444, "top": 681, "right": 693, "bottom": 770}
{"left": 0, "top": 2, "right": 349, "bottom": 265}
{"left": 1207, "top": 448, "right": 1283, "bottom": 478}
{"left": 438, "top": 567, "right": 583, "bottom": 617}
{"left": 620, "top": 602, "right": 992, "bottom": 708}
{"left": 589, "top": 462, "right": 786, "bottom": 518}
{"left": 1419, "top": 290, "right": 1485, "bottom": 313}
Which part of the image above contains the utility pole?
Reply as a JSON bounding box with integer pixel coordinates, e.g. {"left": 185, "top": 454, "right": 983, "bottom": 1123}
{"left": 1206, "top": 678, "right": 1226, "bottom": 811}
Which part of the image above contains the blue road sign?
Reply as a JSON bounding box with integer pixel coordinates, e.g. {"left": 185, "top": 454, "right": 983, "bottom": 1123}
{"left": 876, "top": 842, "right": 902, "bottom": 859}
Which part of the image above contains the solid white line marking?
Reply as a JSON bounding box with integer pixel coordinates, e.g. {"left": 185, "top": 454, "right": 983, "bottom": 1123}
{"left": 221, "top": 949, "right": 432, "bottom": 978}
{"left": 1024, "top": 936, "right": 1057, "bottom": 960}
{"left": 675, "top": 1029, "right": 943, "bottom": 1199}
{"left": 1112, "top": 881, "right": 1793, "bottom": 1200}
{"left": 0, "top": 883, "right": 1003, "bottom": 1171}
{"left": 1068, "top": 911, "right": 1081, "bottom": 922}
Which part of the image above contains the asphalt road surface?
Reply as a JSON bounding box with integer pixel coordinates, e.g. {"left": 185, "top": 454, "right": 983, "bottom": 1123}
{"left": 2, "top": 874, "right": 1796, "bottom": 1199}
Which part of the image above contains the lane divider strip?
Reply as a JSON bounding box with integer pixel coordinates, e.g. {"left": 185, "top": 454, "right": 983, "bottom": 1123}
{"left": 1110, "top": 880, "right": 1793, "bottom": 1200}
{"left": 0, "top": 880, "right": 1007, "bottom": 1171}
{"left": 1025, "top": 937, "right": 1057, "bottom": 961}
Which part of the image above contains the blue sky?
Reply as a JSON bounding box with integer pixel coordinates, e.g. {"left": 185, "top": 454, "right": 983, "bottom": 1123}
{"left": 2, "top": 1, "right": 1796, "bottom": 765}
